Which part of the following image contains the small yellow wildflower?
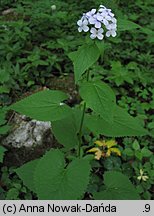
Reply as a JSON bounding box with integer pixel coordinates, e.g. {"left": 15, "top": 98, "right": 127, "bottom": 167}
{"left": 88, "top": 147, "right": 102, "bottom": 160}
{"left": 87, "top": 139, "right": 121, "bottom": 160}
{"left": 137, "top": 169, "right": 149, "bottom": 181}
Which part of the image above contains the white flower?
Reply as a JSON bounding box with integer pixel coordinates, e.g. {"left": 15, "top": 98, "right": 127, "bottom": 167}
{"left": 90, "top": 28, "right": 104, "bottom": 40}
{"left": 111, "top": 17, "right": 117, "bottom": 24}
{"left": 106, "top": 9, "right": 114, "bottom": 17}
{"left": 106, "top": 23, "right": 117, "bottom": 37}
{"left": 137, "top": 169, "right": 149, "bottom": 181}
{"left": 77, "top": 5, "right": 117, "bottom": 40}
{"left": 96, "top": 11, "right": 109, "bottom": 26}
{"left": 95, "top": 13, "right": 103, "bottom": 21}
{"left": 89, "top": 14, "right": 102, "bottom": 28}
{"left": 106, "top": 29, "right": 116, "bottom": 37}
{"left": 77, "top": 19, "right": 89, "bottom": 32}
{"left": 99, "top": 5, "right": 107, "bottom": 10}
{"left": 51, "top": 5, "right": 56, "bottom": 11}
{"left": 86, "top": 9, "right": 96, "bottom": 18}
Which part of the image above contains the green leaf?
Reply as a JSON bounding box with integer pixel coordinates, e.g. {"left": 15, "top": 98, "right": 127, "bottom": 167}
{"left": 141, "top": 147, "right": 153, "bottom": 157}
{"left": 118, "top": 18, "right": 141, "bottom": 31}
{"left": 34, "top": 149, "right": 90, "bottom": 199}
{"left": 143, "top": 191, "right": 151, "bottom": 200}
{"left": 52, "top": 108, "right": 83, "bottom": 150}
{"left": 150, "top": 156, "right": 154, "bottom": 165}
{"left": 52, "top": 115, "right": 78, "bottom": 150}
{"left": 135, "top": 151, "right": 142, "bottom": 160}
{"left": 148, "top": 122, "right": 154, "bottom": 129}
{"left": 80, "top": 80, "right": 116, "bottom": 122}
{"left": 95, "top": 40, "right": 105, "bottom": 54}
{"left": 141, "top": 27, "right": 154, "bottom": 44}
{"left": 123, "top": 148, "right": 134, "bottom": 157}
{"left": 0, "top": 68, "right": 10, "bottom": 83}
{"left": 132, "top": 140, "right": 140, "bottom": 150}
{"left": 0, "top": 125, "right": 10, "bottom": 135}
{"left": 0, "top": 108, "right": 7, "bottom": 125}
{"left": 0, "top": 146, "right": 7, "bottom": 163}
{"left": 85, "top": 106, "right": 147, "bottom": 137}
{"left": 69, "top": 44, "right": 100, "bottom": 83}
{"left": 15, "top": 159, "right": 39, "bottom": 192}
{"left": 6, "top": 188, "right": 19, "bottom": 200}
{"left": 93, "top": 171, "right": 140, "bottom": 200}
{"left": 108, "top": 61, "right": 134, "bottom": 86}
{"left": 0, "top": 86, "right": 9, "bottom": 94}
{"left": 10, "top": 90, "right": 72, "bottom": 121}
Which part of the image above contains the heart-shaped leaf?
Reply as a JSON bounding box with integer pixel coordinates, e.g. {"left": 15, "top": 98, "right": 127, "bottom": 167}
{"left": 34, "top": 150, "right": 91, "bottom": 199}
{"left": 16, "top": 149, "right": 91, "bottom": 200}
{"left": 10, "top": 90, "right": 72, "bottom": 121}
{"left": 80, "top": 80, "right": 116, "bottom": 122}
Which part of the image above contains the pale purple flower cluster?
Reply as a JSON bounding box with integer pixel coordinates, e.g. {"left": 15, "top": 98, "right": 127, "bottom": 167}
{"left": 77, "top": 5, "right": 117, "bottom": 40}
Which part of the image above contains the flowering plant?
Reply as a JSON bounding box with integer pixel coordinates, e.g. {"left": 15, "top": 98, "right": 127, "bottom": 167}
{"left": 77, "top": 5, "right": 117, "bottom": 40}
{"left": 88, "top": 139, "right": 121, "bottom": 160}
{"left": 137, "top": 169, "right": 149, "bottom": 182}
{"left": 9, "top": 5, "right": 147, "bottom": 200}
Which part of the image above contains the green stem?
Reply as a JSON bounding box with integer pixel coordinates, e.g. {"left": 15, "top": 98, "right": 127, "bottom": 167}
{"left": 77, "top": 71, "right": 90, "bottom": 158}
{"left": 78, "top": 102, "right": 86, "bottom": 158}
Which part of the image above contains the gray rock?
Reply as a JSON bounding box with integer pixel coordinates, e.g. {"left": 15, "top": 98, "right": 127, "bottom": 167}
{"left": 2, "top": 113, "right": 52, "bottom": 148}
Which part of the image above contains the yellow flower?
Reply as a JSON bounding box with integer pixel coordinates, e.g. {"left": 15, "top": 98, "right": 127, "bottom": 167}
{"left": 137, "top": 169, "right": 149, "bottom": 181}
{"left": 87, "top": 139, "right": 121, "bottom": 160}
{"left": 88, "top": 147, "right": 102, "bottom": 160}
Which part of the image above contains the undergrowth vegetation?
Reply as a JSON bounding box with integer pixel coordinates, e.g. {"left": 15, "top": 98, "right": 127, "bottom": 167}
{"left": 0, "top": 0, "right": 154, "bottom": 200}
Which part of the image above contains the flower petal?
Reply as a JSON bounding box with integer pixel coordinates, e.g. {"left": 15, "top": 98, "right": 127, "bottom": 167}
{"left": 89, "top": 17, "right": 96, "bottom": 24}
{"left": 139, "top": 169, "right": 144, "bottom": 175}
{"left": 106, "top": 31, "right": 111, "bottom": 37}
{"left": 83, "top": 19, "right": 88, "bottom": 25}
{"left": 111, "top": 30, "right": 117, "bottom": 37}
{"left": 78, "top": 27, "right": 82, "bottom": 32}
{"left": 98, "top": 28, "right": 104, "bottom": 33}
{"left": 83, "top": 25, "right": 89, "bottom": 32}
{"left": 94, "top": 140, "right": 105, "bottom": 147}
{"left": 88, "top": 147, "right": 99, "bottom": 153}
{"left": 94, "top": 149, "right": 102, "bottom": 160}
{"left": 96, "top": 13, "right": 103, "bottom": 21}
{"left": 95, "top": 21, "right": 101, "bottom": 28}
{"left": 112, "top": 18, "right": 117, "bottom": 23}
{"left": 142, "top": 176, "right": 149, "bottom": 181}
{"left": 110, "top": 148, "right": 121, "bottom": 156}
{"left": 106, "top": 15, "right": 112, "bottom": 21}
{"left": 97, "top": 33, "right": 104, "bottom": 40}
{"left": 90, "top": 27, "right": 96, "bottom": 34}
{"left": 106, "top": 140, "right": 117, "bottom": 148}
{"left": 111, "top": 23, "right": 117, "bottom": 29}
{"left": 106, "top": 149, "right": 111, "bottom": 157}
{"left": 100, "top": 5, "right": 106, "bottom": 9}
{"left": 77, "top": 20, "right": 82, "bottom": 26}
{"left": 90, "top": 34, "right": 96, "bottom": 39}
{"left": 109, "top": 12, "right": 114, "bottom": 17}
{"left": 103, "top": 19, "right": 109, "bottom": 26}
{"left": 91, "top": 9, "right": 96, "bottom": 14}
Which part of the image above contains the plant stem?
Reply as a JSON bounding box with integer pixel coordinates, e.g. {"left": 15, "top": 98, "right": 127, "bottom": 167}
{"left": 77, "top": 71, "right": 90, "bottom": 158}
{"left": 78, "top": 102, "right": 86, "bottom": 158}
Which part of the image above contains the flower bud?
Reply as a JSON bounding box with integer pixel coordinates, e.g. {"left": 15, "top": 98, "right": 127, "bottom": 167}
{"left": 51, "top": 5, "right": 56, "bottom": 11}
